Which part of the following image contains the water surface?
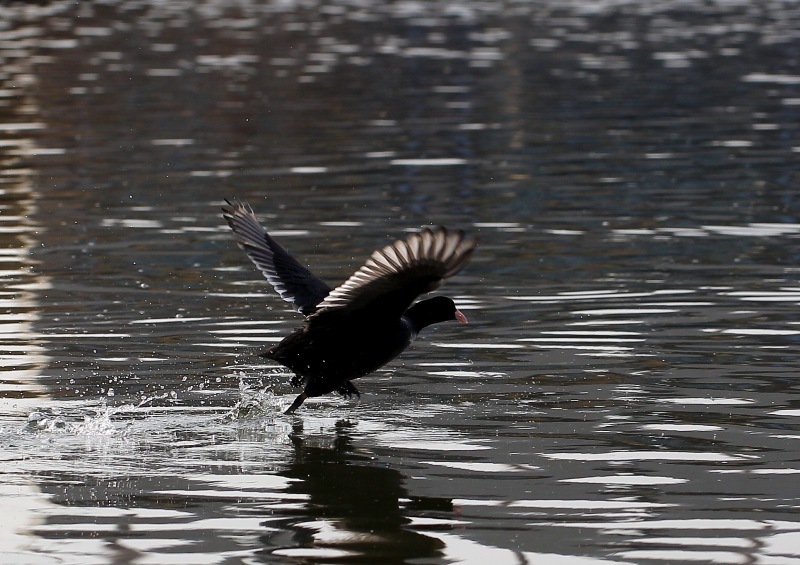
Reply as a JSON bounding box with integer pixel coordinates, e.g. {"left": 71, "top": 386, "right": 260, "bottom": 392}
{"left": 2, "top": 1, "right": 800, "bottom": 564}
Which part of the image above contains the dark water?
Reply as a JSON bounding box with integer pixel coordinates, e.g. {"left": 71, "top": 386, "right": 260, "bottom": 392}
{"left": 2, "top": 1, "right": 800, "bottom": 563}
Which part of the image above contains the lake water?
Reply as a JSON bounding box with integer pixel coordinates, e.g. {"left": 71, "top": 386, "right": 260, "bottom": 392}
{"left": 2, "top": 1, "right": 800, "bottom": 563}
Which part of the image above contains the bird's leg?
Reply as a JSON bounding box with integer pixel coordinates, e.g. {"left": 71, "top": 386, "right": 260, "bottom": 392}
{"left": 336, "top": 380, "right": 361, "bottom": 399}
{"left": 284, "top": 392, "right": 307, "bottom": 415}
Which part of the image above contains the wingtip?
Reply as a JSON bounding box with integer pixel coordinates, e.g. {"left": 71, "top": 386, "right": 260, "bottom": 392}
{"left": 222, "top": 199, "right": 259, "bottom": 228}
{"left": 221, "top": 197, "right": 239, "bottom": 218}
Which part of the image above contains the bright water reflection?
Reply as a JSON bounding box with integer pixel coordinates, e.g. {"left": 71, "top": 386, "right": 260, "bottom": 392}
{"left": 2, "top": 0, "right": 800, "bottom": 564}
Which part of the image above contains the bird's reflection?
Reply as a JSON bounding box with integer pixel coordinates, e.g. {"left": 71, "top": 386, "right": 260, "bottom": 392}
{"left": 261, "top": 419, "right": 448, "bottom": 563}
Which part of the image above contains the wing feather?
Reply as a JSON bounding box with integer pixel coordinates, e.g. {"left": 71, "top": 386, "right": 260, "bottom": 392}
{"left": 222, "top": 199, "right": 331, "bottom": 316}
{"left": 312, "top": 226, "right": 477, "bottom": 323}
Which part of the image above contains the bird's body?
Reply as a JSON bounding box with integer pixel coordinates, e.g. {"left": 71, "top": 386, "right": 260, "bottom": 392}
{"left": 222, "top": 199, "right": 476, "bottom": 414}
{"left": 266, "top": 317, "right": 413, "bottom": 395}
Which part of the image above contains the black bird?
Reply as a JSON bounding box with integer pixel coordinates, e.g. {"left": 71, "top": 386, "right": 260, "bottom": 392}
{"left": 222, "top": 199, "right": 477, "bottom": 414}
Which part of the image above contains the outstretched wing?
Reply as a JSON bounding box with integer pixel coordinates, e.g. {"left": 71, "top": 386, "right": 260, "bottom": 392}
{"left": 311, "top": 226, "right": 476, "bottom": 323}
{"left": 222, "top": 199, "right": 331, "bottom": 316}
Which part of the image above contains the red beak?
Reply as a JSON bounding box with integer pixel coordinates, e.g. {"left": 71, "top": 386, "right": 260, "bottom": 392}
{"left": 454, "top": 309, "right": 468, "bottom": 324}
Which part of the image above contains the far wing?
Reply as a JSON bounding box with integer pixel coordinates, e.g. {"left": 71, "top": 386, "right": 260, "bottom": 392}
{"left": 222, "top": 199, "right": 331, "bottom": 316}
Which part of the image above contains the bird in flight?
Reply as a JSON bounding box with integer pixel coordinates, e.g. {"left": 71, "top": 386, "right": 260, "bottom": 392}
{"left": 222, "top": 199, "right": 477, "bottom": 414}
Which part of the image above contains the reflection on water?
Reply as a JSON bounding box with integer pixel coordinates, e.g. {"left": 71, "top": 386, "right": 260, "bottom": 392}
{"left": 2, "top": 0, "right": 800, "bottom": 564}
{"left": 271, "top": 420, "right": 447, "bottom": 562}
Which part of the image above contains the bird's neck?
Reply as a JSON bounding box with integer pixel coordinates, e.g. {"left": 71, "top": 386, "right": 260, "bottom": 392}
{"left": 404, "top": 299, "right": 447, "bottom": 333}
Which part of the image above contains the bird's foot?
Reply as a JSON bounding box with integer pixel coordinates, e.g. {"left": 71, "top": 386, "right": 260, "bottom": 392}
{"left": 336, "top": 381, "right": 361, "bottom": 399}
{"left": 284, "top": 392, "right": 307, "bottom": 415}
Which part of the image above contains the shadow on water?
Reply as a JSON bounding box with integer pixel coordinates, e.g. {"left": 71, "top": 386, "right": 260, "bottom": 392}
{"left": 264, "top": 419, "right": 447, "bottom": 563}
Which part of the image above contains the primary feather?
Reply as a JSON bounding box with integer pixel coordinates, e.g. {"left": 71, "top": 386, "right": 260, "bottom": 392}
{"left": 222, "top": 199, "right": 331, "bottom": 315}
{"left": 315, "top": 227, "right": 476, "bottom": 317}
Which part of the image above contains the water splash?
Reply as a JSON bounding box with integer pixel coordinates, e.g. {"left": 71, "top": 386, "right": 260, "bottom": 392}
{"left": 24, "top": 402, "right": 131, "bottom": 437}
{"left": 222, "top": 372, "right": 287, "bottom": 422}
